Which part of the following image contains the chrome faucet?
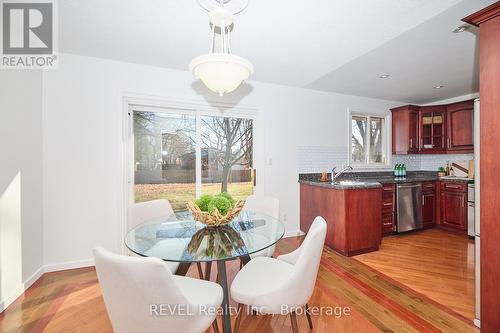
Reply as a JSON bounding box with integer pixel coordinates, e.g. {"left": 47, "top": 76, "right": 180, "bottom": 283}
{"left": 333, "top": 165, "right": 353, "bottom": 182}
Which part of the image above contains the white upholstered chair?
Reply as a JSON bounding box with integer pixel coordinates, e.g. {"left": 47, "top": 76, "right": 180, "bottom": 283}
{"left": 230, "top": 216, "right": 327, "bottom": 333}
{"left": 130, "top": 199, "right": 205, "bottom": 278}
{"left": 130, "top": 199, "right": 175, "bottom": 229}
{"left": 94, "top": 247, "right": 222, "bottom": 333}
{"left": 242, "top": 195, "right": 280, "bottom": 259}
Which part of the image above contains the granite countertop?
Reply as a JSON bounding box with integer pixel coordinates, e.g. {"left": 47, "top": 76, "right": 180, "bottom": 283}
{"left": 439, "top": 176, "right": 475, "bottom": 183}
{"left": 298, "top": 179, "right": 383, "bottom": 190}
{"left": 298, "top": 171, "right": 474, "bottom": 190}
{"left": 361, "top": 175, "right": 438, "bottom": 184}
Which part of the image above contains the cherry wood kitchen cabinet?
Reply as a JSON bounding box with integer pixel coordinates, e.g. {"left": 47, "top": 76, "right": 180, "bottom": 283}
{"left": 300, "top": 183, "right": 382, "bottom": 256}
{"left": 421, "top": 182, "right": 436, "bottom": 228}
{"left": 463, "top": 3, "right": 500, "bottom": 330}
{"left": 391, "top": 100, "right": 474, "bottom": 155}
{"left": 439, "top": 181, "right": 467, "bottom": 233}
{"left": 381, "top": 184, "right": 395, "bottom": 235}
{"left": 391, "top": 105, "right": 419, "bottom": 154}
{"left": 446, "top": 100, "right": 474, "bottom": 153}
{"left": 419, "top": 105, "right": 447, "bottom": 153}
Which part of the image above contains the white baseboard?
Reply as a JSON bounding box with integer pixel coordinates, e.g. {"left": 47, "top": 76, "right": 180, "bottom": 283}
{"left": 0, "top": 259, "right": 94, "bottom": 313}
{"left": 284, "top": 230, "right": 305, "bottom": 238}
{"left": 44, "top": 258, "right": 94, "bottom": 273}
{"left": 0, "top": 266, "right": 44, "bottom": 313}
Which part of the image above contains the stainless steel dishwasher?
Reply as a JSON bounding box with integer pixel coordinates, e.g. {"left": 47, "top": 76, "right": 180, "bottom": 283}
{"left": 396, "top": 183, "right": 423, "bottom": 232}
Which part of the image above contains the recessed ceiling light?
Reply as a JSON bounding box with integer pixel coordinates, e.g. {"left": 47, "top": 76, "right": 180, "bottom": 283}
{"left": 453, "top": 24, "right": 470, "bottom": 33}
{"left": 379, "top": 74, "right": 390, "bottom": 78}
{"left": 433, "top": 85, "right": 444, "bottom": 89}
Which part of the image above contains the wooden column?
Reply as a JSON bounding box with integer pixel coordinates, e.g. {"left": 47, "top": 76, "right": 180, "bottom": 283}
{"left": 463, "top": 3, "right": 500, "bottom": 332}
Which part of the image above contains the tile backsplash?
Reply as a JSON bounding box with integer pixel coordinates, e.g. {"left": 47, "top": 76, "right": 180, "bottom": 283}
{"left": 298, "top": 145, "right": 474, "bottom": 173}
{"left": 393, "top": 153, "right": 474, "bottom": 171}
{"left": 297, "top": 146, "right": 348, "bottom": 173}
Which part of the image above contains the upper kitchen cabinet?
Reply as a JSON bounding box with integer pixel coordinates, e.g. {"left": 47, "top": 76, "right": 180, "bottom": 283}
{"left": 419, "top": 105, "right": 447, "bottom": 153}
{"left": 419, "top": 105, "right": 446, "bottom": 154}
{"left": 391, "top": 99, "right": 474, "bottom": 155}
{"left": 391, "top": 105, "right": 419, "bottom": 154}
{"left": 446, "top": 100, "right": 474, "bottom": 153}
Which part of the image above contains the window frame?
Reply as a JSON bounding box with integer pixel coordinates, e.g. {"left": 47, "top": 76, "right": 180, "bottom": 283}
{"left": 348, "top": 110, "right": 391, "bottom": 169}
{"left": 122, "top": 95, "right": 263, "bottom": 254}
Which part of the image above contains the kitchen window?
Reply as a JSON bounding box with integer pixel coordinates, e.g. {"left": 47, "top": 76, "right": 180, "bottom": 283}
{"left": 350, "top": 114, "right": 388, "bottom": 167}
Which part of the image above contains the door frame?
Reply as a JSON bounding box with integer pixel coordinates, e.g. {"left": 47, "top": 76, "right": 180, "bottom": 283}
{"left": 121, "top": 94, "right": 262, "bottom": 254}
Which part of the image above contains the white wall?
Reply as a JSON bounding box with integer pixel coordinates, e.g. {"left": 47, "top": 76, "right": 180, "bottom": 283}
{"left": 0, "top": 71, "right": 44, "bottom": 310}
{"left": 41, "top": 53, "right": 402, "bottom": 266}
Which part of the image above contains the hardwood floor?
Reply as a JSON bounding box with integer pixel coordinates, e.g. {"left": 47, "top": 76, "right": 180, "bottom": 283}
{"left": 355, "top": 228, "right": 475, "bottom": 320}
{"left": 0, "top": 235, "right": 477, "bottom": 333}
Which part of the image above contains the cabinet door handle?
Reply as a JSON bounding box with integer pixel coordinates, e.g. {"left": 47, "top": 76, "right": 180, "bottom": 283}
{"left": 422, "top": 195, "right": 425, "bottom": 205}
{"left": 447, "top": 138, "right": 451, "bottom": 149}
{"left": 383, "top": 202, "right": 392, "bottom": 206}
{"left": 409, "top": 138, "right": 413, "bottom": 148}
{"left": 445, "top": 184, "right": 461, "bottom": 189}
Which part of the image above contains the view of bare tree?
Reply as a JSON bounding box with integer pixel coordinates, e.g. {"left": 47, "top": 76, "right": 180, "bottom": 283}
{"left": 351, "top": 116, "right": 366, "bottom": 162}
{"left": 134, "top": 112, "right": 253, "bottom": 194}
{"left": 351, "top": 116, "right": 383, "bottom": 163}
{"left": 201, "top": 117, "right": 253, "bottom": 192}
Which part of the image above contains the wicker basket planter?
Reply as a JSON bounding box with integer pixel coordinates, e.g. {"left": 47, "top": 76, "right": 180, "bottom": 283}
{"left": 186, "top": 200, "right": 245, "bottom": 227}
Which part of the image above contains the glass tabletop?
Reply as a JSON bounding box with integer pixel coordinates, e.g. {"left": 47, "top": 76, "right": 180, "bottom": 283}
{"left": 125, "top": 211, "right": 285, "bottom": 263}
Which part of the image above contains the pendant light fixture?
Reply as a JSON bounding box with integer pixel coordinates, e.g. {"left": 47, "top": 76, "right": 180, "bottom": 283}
{"left": 189, "top": 0, "right": 253, "bottom": 96}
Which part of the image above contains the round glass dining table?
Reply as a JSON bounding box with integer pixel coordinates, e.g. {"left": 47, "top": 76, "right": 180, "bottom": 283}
{"left": 125, "top": 211, "right": 285, "bottom": 333}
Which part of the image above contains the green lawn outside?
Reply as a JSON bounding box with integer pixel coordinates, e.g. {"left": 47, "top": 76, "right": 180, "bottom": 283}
{"left": 135, "top": 182, "right": 253, "bottom": 212}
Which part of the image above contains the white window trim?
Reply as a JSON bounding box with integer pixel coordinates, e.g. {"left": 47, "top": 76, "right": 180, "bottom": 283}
{"left": 121, "top": 94, "right": 263, "bottom": 254}
{"left": 347, "top": 109, "right": 392, "bottom": 170}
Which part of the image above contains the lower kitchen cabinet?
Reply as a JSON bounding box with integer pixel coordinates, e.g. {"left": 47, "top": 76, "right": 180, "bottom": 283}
{"left": 300, "top": 183, "right": 381, "bottom": 256}
{"left": 382, "top": 212, "right": 395, "bottom": 234}
{"left": 440, "top": 182, "right": 468, "bottom": 232}
{"left": 377, "top": 180, "right": 470, "bottom": 237}
{"left": 422, "top": 182, "right": 436, "bottom": 228}
{"left": 381, "top": 184, "right": 395, "bottom": 235}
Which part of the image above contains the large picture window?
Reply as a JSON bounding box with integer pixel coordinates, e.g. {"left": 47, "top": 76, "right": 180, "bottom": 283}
{"left": 350, "top": 114, "right": 387, "bottom": 166}
{"left": 133, "top": 109, "right": 254, "bottom": 212}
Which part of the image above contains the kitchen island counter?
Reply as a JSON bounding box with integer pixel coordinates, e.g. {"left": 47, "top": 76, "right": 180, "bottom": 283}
{"left": 300, "top": 182, "right": 382, "bottom": 256}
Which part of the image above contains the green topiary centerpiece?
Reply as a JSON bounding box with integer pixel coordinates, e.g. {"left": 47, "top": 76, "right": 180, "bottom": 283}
{"left": 187, "top": 192, "right": 244, "bottom": 227}
{"left": 196, "top": 194, "right": 214, "bottom": 212}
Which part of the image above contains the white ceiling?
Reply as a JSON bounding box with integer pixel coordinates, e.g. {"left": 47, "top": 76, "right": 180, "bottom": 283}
{"left": 59, "top": 0, "right": 494, "bottom": 103}
{"left": 307, "top": 0, "right": 494, "bottom": 103}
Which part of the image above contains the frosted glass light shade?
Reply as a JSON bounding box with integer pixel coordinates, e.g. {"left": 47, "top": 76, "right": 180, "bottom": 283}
{"left": 189, "top": 53, "right": 253, "bottom": 96}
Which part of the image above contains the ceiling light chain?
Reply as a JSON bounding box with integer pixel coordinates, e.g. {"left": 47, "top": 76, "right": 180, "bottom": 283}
{"left": 221, "top": 20, "right": 227, "bottom": 53}
{"left": 226, "top": 24, "right": 232, "bottom": 54}
{"left": 209, "top": 23, "right": 216, "bottom": 53}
